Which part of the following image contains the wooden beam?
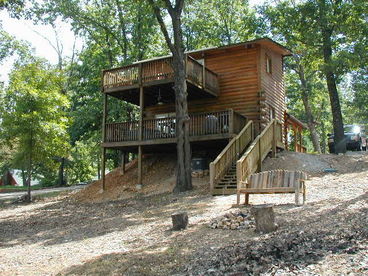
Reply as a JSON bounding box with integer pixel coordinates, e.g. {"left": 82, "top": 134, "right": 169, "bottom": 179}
{"left": 272, "top": 120, "right": 277, "bottom": 157}
{"left": 121, "top": 151, "right": 126, "bottom": 175}
{"left": 102, "top": 94, "right": 107, "bottom": 142}
{"left": 102, "top": 147, "right": 106, "bottom": 191}
{"left": 139, "top": 86, "right": 144, "bottom": 141}
{"left": 137, "top": 145, "right": 142, "bottom": 188}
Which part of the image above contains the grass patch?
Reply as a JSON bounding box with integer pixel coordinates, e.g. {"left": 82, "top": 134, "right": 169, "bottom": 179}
{"left": 0, "top": 184, "right": 44, "bottom": 192}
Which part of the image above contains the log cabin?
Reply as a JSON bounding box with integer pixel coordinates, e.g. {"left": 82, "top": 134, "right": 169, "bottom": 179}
{"left": 101, "top": 37, "right": 298, "bottom": 194}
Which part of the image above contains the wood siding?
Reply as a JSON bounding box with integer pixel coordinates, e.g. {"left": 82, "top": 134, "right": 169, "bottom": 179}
{"left": 144, "top": 44, "right": 286, "bottom": 136}
{"left": 259, "top": 47, "right": 286, "bottom": 129}
{"left": 146, "top": 47, "right": 262, "bottom": 129}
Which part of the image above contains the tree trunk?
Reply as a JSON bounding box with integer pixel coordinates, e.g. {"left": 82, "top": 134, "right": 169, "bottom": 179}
{"left": 58, "top": 157, "right": 66, "bottom": 186}
{"left": 251, "top": 204, "right": 277, "bottom": 233}
{"left": 296, "top": 63, "right": 321, "bottom": 153}
{"left": 171, "top": 212, "right": 188, "bottom": 230}
{"left": 172, "top": 53, "right": 192, "bottom": 192}
{"left": 21, "top": 168, "right": 27, "bottom": 186}
{"left": 148, "top": 0, "right": 192, "bottom": 192}
{"left": 319, "top": 0, "right": 346, "bottom": 154}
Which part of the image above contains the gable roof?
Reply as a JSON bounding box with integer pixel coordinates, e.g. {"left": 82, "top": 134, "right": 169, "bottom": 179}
{"left": 188, "top": 37, "right": 292, "bottom": 57}
{"left": 131, "top": 37, "right": 292, "bottom": 65}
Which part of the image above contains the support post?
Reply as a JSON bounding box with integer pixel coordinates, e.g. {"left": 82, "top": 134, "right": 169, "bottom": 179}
{"left": 102, "top": 147, "right": 106, "bottom": 191}
{"left": 209, "top": 162, "right": 215, "bottom": 194}
{"left": 121, "top": 151, "right": 126, "bottom": 175}
{"left": 101, "top": 92, "right": 108, "bottom": 191}
{"left": 272, "top": 120, "right": 277, "bottom": 158}
{"left": 229, "top": 109, "right": 234, "bottom": 134}
{"left": 139, "top": 89, "right": 144, "bottom": 141}
{"left": 258, "top": 139, "right": 262, "bottom": 172}
{"left": 137, "top": 145, "right": 142, "bottom": 189}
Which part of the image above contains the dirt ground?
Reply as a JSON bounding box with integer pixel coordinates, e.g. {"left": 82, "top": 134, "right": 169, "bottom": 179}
{"left": 0, "top": 151, "right": 367, "bottom": 275}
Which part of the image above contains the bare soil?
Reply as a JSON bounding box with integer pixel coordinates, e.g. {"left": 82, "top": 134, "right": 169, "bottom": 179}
{"left": 0, "top": 151, "right": 367, "bottom": 276}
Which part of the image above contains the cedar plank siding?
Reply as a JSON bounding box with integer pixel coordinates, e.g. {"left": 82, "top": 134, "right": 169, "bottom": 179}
{"left": 260, "top": 47, "right": 286, "bottom": 129}
{"left": 146, "top": 46, "right": 262, "bottom": 130}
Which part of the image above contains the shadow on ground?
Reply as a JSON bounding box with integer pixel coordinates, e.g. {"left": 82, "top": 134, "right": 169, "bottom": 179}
{"left": 58, "top": 192, "right": 368, "bottom": 275}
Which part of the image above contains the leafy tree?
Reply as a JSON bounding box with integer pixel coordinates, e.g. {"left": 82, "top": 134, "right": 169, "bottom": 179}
{"left": 148, "top": 0, "right": 192, "bottom": 192}
{"left": 261, "top": 0, "right": 368, "bottom": 153}
{"left": 183, "top": 0, "right": 261, "bottom": 50}
{"left": 0, "top": 59, "right": 70, "bottom": 201}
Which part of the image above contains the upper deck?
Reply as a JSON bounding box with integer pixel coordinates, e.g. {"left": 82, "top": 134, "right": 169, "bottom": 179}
{"left": 102, "top": 55, "right": 219, "bottom": 106}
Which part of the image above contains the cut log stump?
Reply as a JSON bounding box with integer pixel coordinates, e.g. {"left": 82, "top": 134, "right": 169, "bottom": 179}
{"left": 251, "top": 204, "right": 277, "bottom": 233}
{"left": 171, "top": 212, "right": 188, "bottom": 231}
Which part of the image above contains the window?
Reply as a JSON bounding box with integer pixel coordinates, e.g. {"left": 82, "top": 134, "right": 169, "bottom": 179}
{"left": 266, "top": 55, "right": 272, "bottom": 74}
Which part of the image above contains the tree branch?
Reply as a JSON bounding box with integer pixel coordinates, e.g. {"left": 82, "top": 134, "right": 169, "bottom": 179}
{"left": 147, "top": 0, "right": 176, "bottom": 54}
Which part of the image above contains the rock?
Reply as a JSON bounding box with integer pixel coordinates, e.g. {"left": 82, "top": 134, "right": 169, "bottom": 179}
{"left": 209, "top": 210, "right": 254, "bottom": 230}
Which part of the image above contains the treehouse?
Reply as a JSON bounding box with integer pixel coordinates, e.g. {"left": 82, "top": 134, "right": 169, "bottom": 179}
{"left": 101, "top": 37, "right": 302, "bottom": 195}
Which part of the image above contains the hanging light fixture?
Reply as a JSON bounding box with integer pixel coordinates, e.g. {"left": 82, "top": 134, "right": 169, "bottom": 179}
{"left": 157, "top": 88, "right": 164, "bottom": 105}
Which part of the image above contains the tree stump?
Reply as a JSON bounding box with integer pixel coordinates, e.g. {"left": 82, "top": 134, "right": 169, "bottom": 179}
{"left": 251, "top": 204, "right": 277, "bottom": 233}
{"left": 171, "top": 212, "right": 188, "bottom": 230}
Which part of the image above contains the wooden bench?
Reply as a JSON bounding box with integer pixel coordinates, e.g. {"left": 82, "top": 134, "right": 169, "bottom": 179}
{"left": 237, "top": 170, "right": 308, "bottom": 205}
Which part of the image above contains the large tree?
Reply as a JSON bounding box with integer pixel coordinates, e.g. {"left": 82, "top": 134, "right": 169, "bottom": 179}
{"left": 0, "top": 59, "right": 70, "bottom": 201}
{"left": 148, "top": 0, "right": 192, "bottom": 192}
{"left": 262, "top": 0, "right": 367, "bottom": 153}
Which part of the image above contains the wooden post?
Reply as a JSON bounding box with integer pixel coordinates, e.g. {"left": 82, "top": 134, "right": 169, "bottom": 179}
{"left": 236, "top": 161, "right": 241, "bottom": 205}
{"left": 258, "top": 139, "right": 262, "bottom": 172}
{"left": 101, "top": 92, "right": 108, "bottom": 191}
{"left": 139, "top": 88, "right": 144, "bottom": 141}
{"left": 229, "top": 109, "right": 234, "bottom": 134}
{"left": 272, "top": 120, "right": 277, "bottom": 158}
{"left": 202, "top": 59, "right": 206, "bottom": 89}
{"left": 209, "top": 162, "right": 215, "bottom": 194}
{"left": 137, "top": 145, "right": 142, "bottom": 189}
{"left": 102, "top": 147, "right": 106, "bottom": 191}
{"left": 121, "top": 151, "right": 126, "bottom": 175}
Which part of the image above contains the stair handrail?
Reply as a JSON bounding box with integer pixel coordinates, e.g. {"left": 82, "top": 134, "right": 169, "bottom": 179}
{"left": 210, "top": 120, "right": 254, "bottom": 193}
{"left": 236, "top": 119, "right": 283, "bottom": 204}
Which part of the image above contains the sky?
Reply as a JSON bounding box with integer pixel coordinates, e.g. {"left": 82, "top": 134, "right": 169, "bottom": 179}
{"left": 0, "top": 10, "right": 83, "bottom": 82}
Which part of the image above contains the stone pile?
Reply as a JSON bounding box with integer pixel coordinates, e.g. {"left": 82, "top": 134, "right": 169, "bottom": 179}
{"left": 209, "top": 210, "right": 254, "bottom": 230}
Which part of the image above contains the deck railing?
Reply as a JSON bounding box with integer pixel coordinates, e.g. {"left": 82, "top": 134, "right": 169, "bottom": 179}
{"left": 105, "top": 109, "right": 246, "bottom": 143}
{"left": 102, "top": 55, "right": 219, "bottom": 95}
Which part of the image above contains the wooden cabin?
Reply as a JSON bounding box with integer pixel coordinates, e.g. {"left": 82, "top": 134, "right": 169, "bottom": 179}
{"left": 101, "top": 37, "right": 292, "bottom": 191}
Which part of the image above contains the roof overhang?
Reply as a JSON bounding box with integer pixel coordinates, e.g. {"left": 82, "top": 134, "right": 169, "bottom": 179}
{"left": 128, "top": 37, "right": 292, "bottom": 66}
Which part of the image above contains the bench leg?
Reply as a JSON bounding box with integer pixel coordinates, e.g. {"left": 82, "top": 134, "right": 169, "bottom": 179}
{"left": 237, "top": 192, "right": 240, "bottom": 205}
{"left": 302, "top": 181, "right": 306, "bottom": 205}
{"left": 295, "top": 181, "right": 300, "bottom": 206}
{"left": 244, "top": 193, "right": 249, "bottom": 205}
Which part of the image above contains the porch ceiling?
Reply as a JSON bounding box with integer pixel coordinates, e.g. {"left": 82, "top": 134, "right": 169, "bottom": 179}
{"left": 105, "top": 81, "right": 217, "bottom": 107}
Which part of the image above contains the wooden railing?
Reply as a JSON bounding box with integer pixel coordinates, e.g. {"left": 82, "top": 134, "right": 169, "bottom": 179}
{"left": 236, "top": 119, "right": 283, "bottom": 205}
{"left": 209, "top": 121, "right": 254, "bottom": 193}
{"left": 105, "top": 109, "right": 246, "bottom": 143}
{"left": 102, "top": 55, "right": 219, "bottom": 95}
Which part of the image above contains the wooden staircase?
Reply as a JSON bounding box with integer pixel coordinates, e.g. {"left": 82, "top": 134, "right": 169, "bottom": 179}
{"left": 210, "top": 121, "right": 254, "bottom": 195}
{"left": 212, "top": 163, "right": 237, "bottom": 195}
{"left": 210, "top": 119, "right": 284, "bottom": 196}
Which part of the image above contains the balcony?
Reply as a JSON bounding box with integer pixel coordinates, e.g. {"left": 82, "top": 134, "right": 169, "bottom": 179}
{"left": 102, "top": 56, "right": 219, "bottom": 106}
{"left": 103, "top": 109, "right": 247, "bottom": 148}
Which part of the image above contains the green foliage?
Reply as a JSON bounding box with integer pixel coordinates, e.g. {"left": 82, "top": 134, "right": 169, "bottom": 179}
{"left": 183, "top": 0, "right": 262, "bottom": 50}
{"left": 68, "top": 136, "right": 99, "bottom": 185}
{"left": 0, "top": 59, "right": 70, "bottom": 183}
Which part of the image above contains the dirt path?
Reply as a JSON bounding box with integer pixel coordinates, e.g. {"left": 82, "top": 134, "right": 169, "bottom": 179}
{"left": 0, "top": 152, "right": 367, "bottom": 275}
